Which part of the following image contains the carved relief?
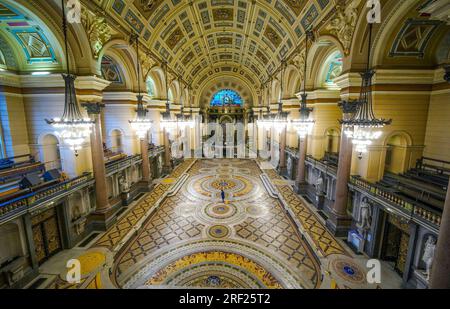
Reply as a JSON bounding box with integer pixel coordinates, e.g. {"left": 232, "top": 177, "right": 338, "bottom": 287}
{"left": 141, "top": 52, "right": 157, "bottom": 77}
{"left": 212, "top": 8, "right": 234, "bottom": 21}
{"left": 282, "top": 0, "right": 307, "bottom": 16}
{"left": 325, "top": 0, "right": 360, "bottom": 55}
{"left": 166, "top": 27, "right": 184, "bottom": 50}
{"left": 81, "top": 7, "right": 112, "bottom": 59}
{"left": 133, "top": 0, "right": 164, "bottom": 19}
{"left": 264, "top": 26, "right": 282, "bottom": 48}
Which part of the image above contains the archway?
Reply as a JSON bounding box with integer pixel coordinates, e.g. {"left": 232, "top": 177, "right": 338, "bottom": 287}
{"left": 41, "top": 134, "right": 61, "bottom": 170}
{"left": 384, "top": 133, "right": 411, "bottom": 174}
{"left": 110, "top": 129, "right": 124, "bottom": 154}
{"left": 325, "top": 128, "right": 340, "bottom": 154}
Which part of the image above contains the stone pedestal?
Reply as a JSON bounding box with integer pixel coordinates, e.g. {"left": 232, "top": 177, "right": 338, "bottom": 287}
{"left": 316, "top": 194, "right": 325, "bottom": 210}
{"left": 326, "top": 210, "right": 353, "bottom": 237}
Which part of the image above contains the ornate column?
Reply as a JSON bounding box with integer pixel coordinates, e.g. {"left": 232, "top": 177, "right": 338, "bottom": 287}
{"left": 162, "top": 128, "right": 172, "bottom": 174}
{"left": 83, "top": 103, "right": 113, "bottom": 229}
{"left": 140, "top": 136, "right": 152, "bottom": 191}
{"left": 294, "top": 135, "right": 308, "bottom": 194}
{"left": 326, "top": 101, "right": 357, "bottom": 236}
{"left": 430, "top": 184, "right": 450, "bottom": 288}
{"left": 278, "top": 127, "right": 287, "bottom": 174}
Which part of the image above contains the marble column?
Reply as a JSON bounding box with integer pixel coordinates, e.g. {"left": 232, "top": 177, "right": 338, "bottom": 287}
{"left": 140, "top": 137, "right": 152, "bottom": 191}
{"left": 163, "top": 128, "right": 172, "bottom": 174}
{"left": 326, "top": 101, "right": 357, "bottom": 236}
{"left": 278, "top": 127, "right": 287, "bottom": 174}
{"left": 430, "top": 183, "right": 450, "bottom": 288}
{"left": 294, "top": 136, "right": 308, "bottom": 193}
{"left": 83, "top": 103, "right": 113, "bottom": 230}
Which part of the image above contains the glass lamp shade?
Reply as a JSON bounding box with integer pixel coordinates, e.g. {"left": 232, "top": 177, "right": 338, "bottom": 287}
{"left": 291, "top": 119, "right": 315, "bottom": 139}
{"left": 129, "top": 119, "right": 152, "bottom": 139}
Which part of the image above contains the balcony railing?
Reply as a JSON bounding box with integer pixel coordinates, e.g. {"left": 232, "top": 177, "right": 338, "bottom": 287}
{"left": 0, "top": 173, "right": 93, "bottom": 221}
{"left": 350, "top": 175, "right": 441, "bottom": 229}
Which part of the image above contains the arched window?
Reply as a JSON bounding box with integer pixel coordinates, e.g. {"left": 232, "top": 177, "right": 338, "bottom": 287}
{"left": 323, "top": 52, "right": 343, "bottom": 87}
{"left": 146, "top": 77, "right": 156, "bottom": 97}
{"left": 210, "top": 89, "right": 243, "bottom": 107}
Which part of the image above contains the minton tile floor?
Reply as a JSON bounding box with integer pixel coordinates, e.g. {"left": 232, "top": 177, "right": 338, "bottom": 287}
{"left": 36, "top": 159, "right": 402, "bottom": 289}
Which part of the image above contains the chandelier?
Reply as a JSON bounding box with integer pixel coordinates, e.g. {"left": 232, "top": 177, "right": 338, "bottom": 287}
{"left": 129, "top": 34, "right": 152, "bottom": 139}
{"left": 160, "top": 61, "right": 178, "bottom": 132}
{"left": 46, "top": 0, "right": 94, "bottom": 155}
{"left": 341, "top": 23, "right": 391, "bottom": 156}
{"left": 291, "top": 30, "right": 315, "bottom": 139}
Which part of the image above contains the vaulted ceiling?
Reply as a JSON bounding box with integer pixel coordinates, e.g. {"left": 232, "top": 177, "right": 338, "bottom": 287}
{"left": 90, "top": 0, "right": 334, "bottom": 89}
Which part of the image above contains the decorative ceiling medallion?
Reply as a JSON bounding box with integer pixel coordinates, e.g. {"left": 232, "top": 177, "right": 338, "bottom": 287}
{"left": 166, "top": 27, "right": 184, "bottom": 50}
{"left": 264, "top": 26, "right": 282, "bottom": 48}
{"left": 212, "top": 8, "right": 234, "bottom": 22}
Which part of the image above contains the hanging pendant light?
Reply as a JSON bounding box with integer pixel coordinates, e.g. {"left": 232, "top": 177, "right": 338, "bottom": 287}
{"left": 129, "top": 33, "right": 153, "bottom": 139}
{"left": 46, "top": 0, "right": 94, "bottom": 155}
{"left": 341, "top": 22, "right": 391, "bottom": 156}
{"left": 291, "top": 30, "right": 315, "bottom": 139}
{"left": 160, "top": 61, "right": 177, "bottom": 132}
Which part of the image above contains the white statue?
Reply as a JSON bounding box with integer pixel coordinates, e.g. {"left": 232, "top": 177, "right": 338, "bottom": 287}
{"left": 315, "top": 176, "right": 324, "bottom": 195}
{"left": 119, "top": 176, "right": 130, "bottom": 194}
{"left": 357, "top": 197, "right": 372, "bottom": 232}
{"left": 422, "top": 235, "right": 436, "bottom": 282}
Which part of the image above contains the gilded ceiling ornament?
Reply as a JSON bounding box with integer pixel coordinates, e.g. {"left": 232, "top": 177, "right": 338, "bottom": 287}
{"left": 283, "top": 0, "right": 307, "bottom": 16}
{"left": 325, "top": 0, "right": 360, "bottom": 55}
{"left": 133, "top": 0, "right": 163, "bottom": 19}
{"left": 264, "top": 26, "right": 282, "bottom": 48}
{"left": 292, "top": 53, "right": 305, "bottom": 79}
{"left": 141, "top": 52, "right": 156, "bottom": 77}
{"left": 166, "top": 27, "right": 184, "bottom": 50}
{"left": 81, "top": 7, "right": 112, "bottom": 59}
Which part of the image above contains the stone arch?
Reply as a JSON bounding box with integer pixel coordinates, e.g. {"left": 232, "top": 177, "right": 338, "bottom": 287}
{"left": 98, "top": 39, "right": 140, "bottom": 91}
{"left": 0, "top": 222, "right": 24, "bottom": 265}
{"left": 108, "top": 128, "right": 125, "bottom": 153}
{"left": 383, "top": 131, "right": 413, "bottom": 174}
{"left": 284, "top": 64, "right": 300, "bottom": 98}
{"left": 324, "top": 127, "right": 341, "bottom": 154}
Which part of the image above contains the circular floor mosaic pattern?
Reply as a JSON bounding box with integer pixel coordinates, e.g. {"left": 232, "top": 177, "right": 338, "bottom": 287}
{"left": 208, "top": 225, "right": 230, "bottom": 239}
{"left": 331, "top": 258, "right": 366, "bottom": 284}
{"left": 144, "top": 251, "right": 283, "bottom": 289}
{"left": 205, "top": 203, "right": 237, "bottom": 219}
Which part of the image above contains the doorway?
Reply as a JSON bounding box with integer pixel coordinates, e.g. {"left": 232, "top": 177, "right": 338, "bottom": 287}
{"left": 31, "top": 208, "right": 62, "bottom": 265}
{"left": 380, "top": 213, "right": 410, "bottom": 275}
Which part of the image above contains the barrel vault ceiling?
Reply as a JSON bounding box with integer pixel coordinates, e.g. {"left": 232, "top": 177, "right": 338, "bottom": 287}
{"left": 87, "top": 0, "right": 334, "bottom": 89}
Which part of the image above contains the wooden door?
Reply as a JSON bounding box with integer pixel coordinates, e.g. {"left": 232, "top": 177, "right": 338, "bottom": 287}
{"left": 32, "top": 208, "right": 62, "bottom": 265}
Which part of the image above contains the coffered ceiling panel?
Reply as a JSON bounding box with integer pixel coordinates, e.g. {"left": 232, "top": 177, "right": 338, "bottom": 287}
{"left": 100, "top": 0, "right": 334, "bottom": 87}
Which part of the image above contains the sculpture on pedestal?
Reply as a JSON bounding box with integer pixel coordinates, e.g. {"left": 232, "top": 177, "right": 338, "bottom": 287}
{"left": 422, "top": 235, "right": 436, "bottom": 282}
{"left": 315, "top": 176, "right": 324, "bottom": 196}
{"left": 357, "top": 197, "right": 372, "bottom": 233}
{"left": 119, "top": 176, "right": 130, "bottom": 194}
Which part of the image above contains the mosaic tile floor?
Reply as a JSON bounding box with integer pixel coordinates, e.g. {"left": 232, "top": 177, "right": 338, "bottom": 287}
{"left": 40, "top": 159, "right": 403, "bottom": 289}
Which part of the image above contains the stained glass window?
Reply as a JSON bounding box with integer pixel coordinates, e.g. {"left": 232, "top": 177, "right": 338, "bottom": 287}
{"left": 210, "top": 89, "right": 243, "bottom": 107}
{"left": 324, "top": 52, "right": 343, "bottom": 84}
